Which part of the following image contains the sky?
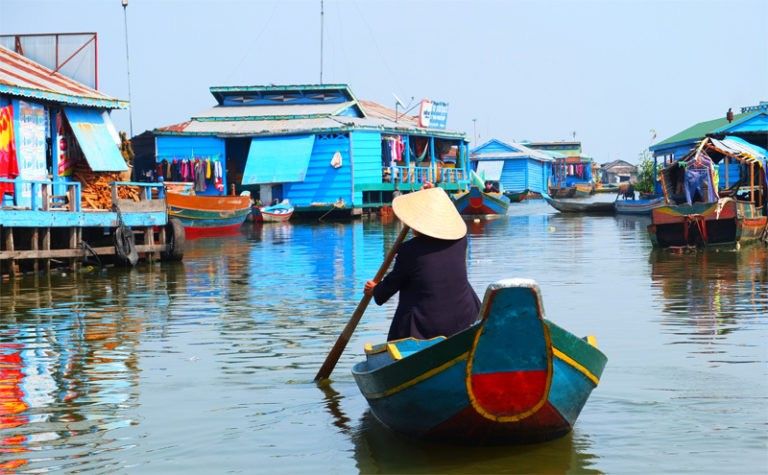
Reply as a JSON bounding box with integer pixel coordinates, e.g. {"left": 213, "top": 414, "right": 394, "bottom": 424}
{"left": 1, "top": 0, "right": 766, "bottom": 164}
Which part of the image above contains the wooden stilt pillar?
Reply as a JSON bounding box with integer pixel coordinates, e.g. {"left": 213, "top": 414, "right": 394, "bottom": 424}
{"left": 5, "top": 227, "right": 18, "bottom": 277}
{"left": 42, "top": 227, "right": 51, "bottom": 272}
{"left": 32, "top": 228, "right": 39, "bottom": 273}
{"left": 145, "top": 227, "right": 156, "bottom": 262}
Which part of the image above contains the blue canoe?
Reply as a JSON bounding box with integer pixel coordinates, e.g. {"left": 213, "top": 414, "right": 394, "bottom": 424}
{"left": 352, "top": 279, "right": 607, "bottom": 444}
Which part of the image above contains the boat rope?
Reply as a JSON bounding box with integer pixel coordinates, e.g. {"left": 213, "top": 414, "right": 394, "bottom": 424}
{"left": 80, "top": 240, "right": 102, "bottom": 268}
{"left": 684, "top": 214, "right": 708, "bottom": 244}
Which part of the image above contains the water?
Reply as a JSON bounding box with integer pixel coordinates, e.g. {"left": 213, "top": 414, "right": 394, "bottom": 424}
{"left": 1, "top": 200, "right": 766, "bottom": 474}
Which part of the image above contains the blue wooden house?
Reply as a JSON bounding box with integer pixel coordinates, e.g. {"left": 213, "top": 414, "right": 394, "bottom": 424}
{"left": 469, "top": 139, "right": 552, "bottom": 195}
{"left": 146, "top": 84, "right": 470, "bottom": 217}
{"left": 0, "top": 45, "right": 172, "bottom": 276}
{"left": 649, "top": 102, "right": 768, "bottom": 190}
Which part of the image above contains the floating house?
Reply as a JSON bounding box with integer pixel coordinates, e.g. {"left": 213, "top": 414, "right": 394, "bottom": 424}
{"left": 469, "top": 139, "right": 552, "bottom": 196}
{"left": 525, "top": 140, "right": 595, "bottom": 191}
{"left": 649, "top": 102, "right": 768, "bottom": 192}
{"left": 0, "top": 45, "right": 176, "bottom": 277}
{"left": 138, "top": 84, "right": 470, "bottom": 218}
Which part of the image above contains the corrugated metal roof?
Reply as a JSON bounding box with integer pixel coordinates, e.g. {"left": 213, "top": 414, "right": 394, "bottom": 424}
{"left": 471, "top": 141, "right": 553, "bottom": 162}
{"left": 650, "top": 111, "right": 754, "bottom": 150}
{"left": 191, "top": 101, "right": 357, "bottom": 119}
{"left": 155, "top": 99, "right": 465, "bottom": 139}
{"left": 0, "top": 45, "right": 126, "bottom": 109}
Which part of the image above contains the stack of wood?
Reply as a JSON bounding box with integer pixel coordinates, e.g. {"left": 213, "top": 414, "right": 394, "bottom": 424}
{"left": 74, "top": 162, "right": 141, "bottom": 210}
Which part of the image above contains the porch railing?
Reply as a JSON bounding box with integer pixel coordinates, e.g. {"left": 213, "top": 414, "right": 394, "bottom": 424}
{"left": 384, "top": 166, "right": 467, "bottom": 186}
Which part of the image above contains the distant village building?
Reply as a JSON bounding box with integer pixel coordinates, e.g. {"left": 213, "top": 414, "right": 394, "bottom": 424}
{"left": 524, "top": 140, "right": 594, "bottom": 190}
{"left": 600, "top": 159, "right": 637, "bottom": 184}
{"left": 469, "top": 139, "right": 552, "bottom": 195}
{"left": 140, "top": 84, "right": 470, "bottom": 217}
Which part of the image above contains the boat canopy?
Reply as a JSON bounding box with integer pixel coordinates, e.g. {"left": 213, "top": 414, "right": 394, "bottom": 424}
{"left": 241, "top": 134, "right": 315, "bottom": 185}
{"left": 64, "top": 108, "right": 128, "bottom": 172}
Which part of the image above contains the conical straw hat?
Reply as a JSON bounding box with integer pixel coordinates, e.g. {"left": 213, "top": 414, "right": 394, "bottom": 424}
{"left": 392, "top": 187, "right": 466, "bottom": 240}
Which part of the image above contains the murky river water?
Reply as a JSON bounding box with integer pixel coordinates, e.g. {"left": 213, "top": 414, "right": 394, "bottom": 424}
{"left": 1, "top": 200, "right": 766, "bottom": 474}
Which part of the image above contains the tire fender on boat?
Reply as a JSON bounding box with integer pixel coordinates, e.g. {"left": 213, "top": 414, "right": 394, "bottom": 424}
{"left": 114, "top": 223, "right": 139, "bottom": 266}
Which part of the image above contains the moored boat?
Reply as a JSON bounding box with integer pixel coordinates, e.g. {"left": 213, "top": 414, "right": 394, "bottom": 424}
{"left": 165, "top": 191, "right": 252, "bottom": 239}
{"left": 253, "top": 200, "right": 294, "bottom": 223}
{"left": 544, "top": 196, "right": 615, "bottom": 214}
{"left": 648, "top": 136, "right": 767, "bottom": 248}
{"left": 614, "top": 196, "right": 666, "bottom": 215}
{"left": 352, "top": 278, "right": 607, "bottom": 444}
{"left": 452, "top": 186, "right": 510, "bottom": 217}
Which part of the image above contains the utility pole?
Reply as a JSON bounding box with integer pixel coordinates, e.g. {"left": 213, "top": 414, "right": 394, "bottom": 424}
{"left": 319, "top": 0, "right": 324, "bottom": 84}
{"left": 121, "top": 0, "right": 134, "bottom": 137}
{"left": 472, "top": 118, "right": 477, "bottom": 147}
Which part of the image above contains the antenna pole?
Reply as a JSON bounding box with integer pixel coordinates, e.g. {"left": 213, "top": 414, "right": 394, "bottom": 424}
{"left": 320, "top": 0, "right": 324, "bottom": 84}
{"left": 122, "top": 0, "right": 134, "bottom": 137}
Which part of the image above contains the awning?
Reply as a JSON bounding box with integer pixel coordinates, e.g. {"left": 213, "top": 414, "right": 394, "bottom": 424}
{"left": 64, "top": 108, "right": 127, "bottom": 172}
{"left": 242, "top": 134, "right": 315, "bottom": 185}
{"left": 475, "top": 160, "right": 504, "bottom": 181}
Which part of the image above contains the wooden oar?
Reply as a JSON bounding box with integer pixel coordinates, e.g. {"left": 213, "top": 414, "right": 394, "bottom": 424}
{"left": 314, "top": 224, "right": 410, "bottom": 382}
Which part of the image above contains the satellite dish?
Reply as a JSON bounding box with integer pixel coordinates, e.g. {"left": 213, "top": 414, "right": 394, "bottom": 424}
{"left": 392, "top": 93, "right": 405, "bottom": 108}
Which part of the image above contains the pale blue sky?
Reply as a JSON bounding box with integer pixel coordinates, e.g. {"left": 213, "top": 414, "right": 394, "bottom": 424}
{"left": 1, "top": 0, "right": 766, "bottom": 163}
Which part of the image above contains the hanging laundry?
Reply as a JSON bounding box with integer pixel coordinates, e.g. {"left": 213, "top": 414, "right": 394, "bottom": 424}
{"left": 213, "top": 159, "right": 224, "bottom": 192}
{"left": 330, "top": 151, "right": 343, "bottom": 168}
{"left": 194, "top": 159, "right": 207, "bottom": 192}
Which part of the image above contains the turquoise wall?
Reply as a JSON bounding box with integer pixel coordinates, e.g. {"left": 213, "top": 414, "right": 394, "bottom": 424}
{"left": 350, "top": 131, "right": 383, "bottom": 205}
{"left": 284, "top": 133, "right": 352, "bottom": 206}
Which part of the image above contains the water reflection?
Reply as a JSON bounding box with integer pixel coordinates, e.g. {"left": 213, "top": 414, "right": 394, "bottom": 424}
{"left": 650, "top": 245, "right": 768, "bottom": 351}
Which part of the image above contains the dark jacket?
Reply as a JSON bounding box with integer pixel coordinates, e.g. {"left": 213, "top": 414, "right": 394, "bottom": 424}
{"left": 373, "top": 234, "right": 480, "bottom": 341}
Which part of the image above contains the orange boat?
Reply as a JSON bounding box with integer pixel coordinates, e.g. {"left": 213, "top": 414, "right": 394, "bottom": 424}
{"left": 165, "top": 191, "right": 252, "bottom": 239}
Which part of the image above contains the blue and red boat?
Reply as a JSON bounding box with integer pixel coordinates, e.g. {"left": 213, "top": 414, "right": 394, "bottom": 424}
{"left": 451, "top": 170, "right": 510, "bottom": 217}
{"left": 352, "top": 278, "right": 607, "bottom": 444}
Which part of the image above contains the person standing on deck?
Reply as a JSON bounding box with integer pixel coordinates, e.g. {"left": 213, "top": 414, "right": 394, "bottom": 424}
{"left": 364, "top": 187, "right": 480, "bottom": 341}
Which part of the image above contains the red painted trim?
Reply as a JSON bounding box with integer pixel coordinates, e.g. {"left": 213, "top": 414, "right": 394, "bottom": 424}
{"left": 183, "top": 223, "right": 243, "bottom": 239}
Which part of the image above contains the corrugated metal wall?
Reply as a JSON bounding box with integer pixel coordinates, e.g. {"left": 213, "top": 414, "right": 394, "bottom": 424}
{"left": 284, "top": 133, "right": 352, "bottom": 207}
{"left": 350, "top": 131, "right": 383, "bottom": 205}
{"left": 500, "top": 160, "right": 527, "bottom": 192}
{"left": 526, "top": 160, "right": 549, "bottom": 194}
{"left": 156, "top": 136, "right": 227, "bottom": 196}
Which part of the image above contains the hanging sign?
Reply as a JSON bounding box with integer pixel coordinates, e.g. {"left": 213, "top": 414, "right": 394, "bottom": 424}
{"left": 418, "top": 99, "right": 449, "bottom": 129}
{"left": 16, "top": 100, "right": 48, "bottom": 202}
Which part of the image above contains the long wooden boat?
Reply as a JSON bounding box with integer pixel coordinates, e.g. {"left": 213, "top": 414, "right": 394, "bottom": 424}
{"left": 452, "top": 186, "right": 510, "bottom": 217}
{"left": 352, "top": 279, "right": 607, "bottom": 444}
{"left": 614, "top": 197, "right": 666, "bottom": 216}
{"left": 165, "top": 192, "right": 252, "bottom": 239}
{"left": 253, "top": 200, "right": 294, "bottom": 223}
{"left": 544, "top": 196, "right": 615, "bottom": 214}
{"left": 648, "top": 198, "right": 767, "bottom": 247}
{"left": 649, "top": 136, "right": 767, "bottom": 248}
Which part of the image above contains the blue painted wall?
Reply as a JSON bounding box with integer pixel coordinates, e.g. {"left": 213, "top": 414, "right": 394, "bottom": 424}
{"left": 526, "top": 159, "right": 549, "bottom": 194}
{"left": 350, "top": 131, "right": 383, "bottom": 205}
{"left": 500, "top": 160, "right": 526, "bottom": 192}
{"left": 284, "top": 133, "right": 352, "bottom": 206}
{"left": 156, "top": 136, "right": 227, "bottom": 196}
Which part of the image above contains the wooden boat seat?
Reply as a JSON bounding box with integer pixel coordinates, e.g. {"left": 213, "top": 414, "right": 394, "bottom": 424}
{"left": 364, "top": 336, "right": 446, "bottom": 361}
